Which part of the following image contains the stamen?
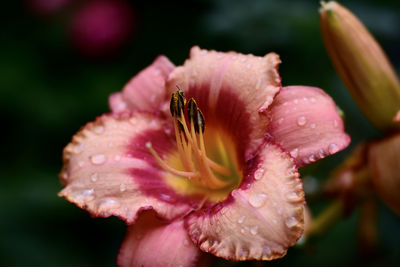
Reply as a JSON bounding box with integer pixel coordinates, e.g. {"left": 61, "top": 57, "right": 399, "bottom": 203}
{"left": 146, "top": 142, "right": 199, "bottom": 178}
{"left": 147, "top": 89, "right": 233, "bottom": 190}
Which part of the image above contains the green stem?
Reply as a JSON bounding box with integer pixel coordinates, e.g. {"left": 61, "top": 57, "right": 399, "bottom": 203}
{"left": 308, "top": 199, "right": 344, "bottom": 236}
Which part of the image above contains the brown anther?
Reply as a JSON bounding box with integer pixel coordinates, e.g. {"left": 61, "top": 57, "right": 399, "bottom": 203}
{"left": 187, "top": 98, "right": 197, "bottom": 122}
{"left": 195, "top": 109, "right": 205, "bottom": 133}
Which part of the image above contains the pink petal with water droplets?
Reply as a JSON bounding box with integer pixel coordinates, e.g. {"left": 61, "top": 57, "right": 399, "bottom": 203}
{"left": 167, "top": 46, "right": 281, "bottom": 160}
{"left": 58, "top": 112, "right": 193, "bottom": 223}
{"left": 185, "top": 143, "right": 304, "bottom": 261}
{"left": 369, "top": 134, "right": 400, "bottom": 215}
{"left": 118, "top": 211, "right": 201, "bottom": 267}
{"left": 109, "top": 55, "right": 175, "bottom": 113}
{"left": 268, "top": 86, "right": 350, "bottom": 167}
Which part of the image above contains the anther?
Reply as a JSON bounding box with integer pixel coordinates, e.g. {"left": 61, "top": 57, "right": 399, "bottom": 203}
{"left": 187, "top": 98, "right": 197, "bottom": 122}
{"left": 194, "top": 109, "right": 205, "bottom": 133}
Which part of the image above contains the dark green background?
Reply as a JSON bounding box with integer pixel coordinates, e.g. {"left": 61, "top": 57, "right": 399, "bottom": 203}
{"left": 1, "top": 0, "right": 399, "bottom": 266}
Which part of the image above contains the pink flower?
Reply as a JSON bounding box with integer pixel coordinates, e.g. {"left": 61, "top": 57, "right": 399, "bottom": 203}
{"left": 59, "top": 47, "right": 350, "bottom": 266}
{"left": 69, "top": 0, "right": 135, "bottom": 57}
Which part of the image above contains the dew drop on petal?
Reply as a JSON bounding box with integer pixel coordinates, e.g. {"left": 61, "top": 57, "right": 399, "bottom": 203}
{"left": 256, "top": 78, "right": 262, "bottom": 89}
{"left": 237, "top": 215, "right": 246, "bottom": 224}
{"left": 94, "top": 125, "right": 104, "bottom": 134}
{"left": 285, "top": 216, "right": 298, "bottom": 228}
{"left": 310, "top": 123, "right": 316, "bottom": 129}
{"left": 328, "top": 143, "right": 339, "bottom": 154}
{"left": 90, "top": 154, "right": 106, "bottom": 165}
{"left": 294, "top": 99, "right": 299, "bottom": 104}
{"left": 249, "top": 193, "right": 268, "bottom": 208}
{"left": 78, "top": 161, "right": 85, "bottom": 167}
{"left": 73, "top": 144, "right": 84, "bottom": 154}
{"left": 114, "top": 155, "right": 121, "bottom": 161}
{"left": 290, "top": 148, "right": 299, "bottom": 158}
{"left": 310, "top": 97, "right": 316, "bottom": 103}
{"left": 61, "top": 172, "right": 69, "bottom": 180}
{"left": 98, "top": 198, "right": 120, "bottom": 210}
{"left": 183, "top": 239, "right": 190, "bottom": 247}
{"left": 250, "top": 225, "right": 259, "bottom": 235}
{"left": 120, "top": 183, "right": 126, "bottom": 192}
{"left": 254, "top": 168, "right": 265, "bottom": 180}
{"left": 263, "top": 245, "right": 272, "bottom": 256}
{"left": 309, "top": 154, "right": 316, "bottom": 162}
{"left": 278, "top": 118, "right": 284, "bottom": 125}
{"left": 129, "top": 117, "right": 137, "bottom": 124}
{"left": 91, "top": 173, "right": 98, "bottom": 182}
{"left": 333, "top": 119, "right": 338, "bottom": 128}
{"left": 297, "top": 116, "right": 307, "bottom": 126}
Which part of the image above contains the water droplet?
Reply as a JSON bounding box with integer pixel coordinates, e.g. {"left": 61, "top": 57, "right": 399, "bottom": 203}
{"left": 129, "top": 117, "right": 137, "bottom": 124}
{"left": 94, "top": 125, "right": 104, "bottom": 134}
{"left": 91, "top": 173, "right": 98, "bottom": 182}
{"left": 250, "top": 225, "right": 259, "bottom": 235}
{"left": 285, "top": 216, "right": 298, "bottom": 228}
{"left": 287, "top": 191, "right": 299, "bottom": 200}
{"left": 159, "top": 193, "right": 174, "bottom": 202}
{"left": 249, "top": 193, "right": 268, "bottom": 208}
{"left": 328, "top": 143, "right": 339, "bottom": 154}
{"left": 290, "top": 148, "right": 299, "bottom": 158}
{"left": 256, "top": 78, "right": 262, "bottom": 89}
{"left": 294, "top": 99, "right": 299, "bottom": 104}
{"left": 114, "top": 155, "right": 121, "bottom": 161}
{"left": 240, "top": 226, "right": 248, "bottom": 234}
{"left": 263, "top": 245, "right": 271, "bottom": 256}
{"left": 78, "top": 161, "right": 85, "bottom": 167}
{"left": 120, "top": 184, "right": 126, "bottom": 192}
{"left": 246, "top": 63, "right": 252, "bottom": 69}
{"left": 333, "top": 119, "right": 338, "bottom": 128}
{"left": 310, "top": 123, "right": 316, "bottom": 129}
{"left": 79, "top": 189, "right": 94, "bottom": 201}
{"left": 237, "top": 215, "right": 246, "bottom": 224}
{"left": 241, "top": 57, "right": 247, "bottom": 62}
{"left": 61, "top": 172, "right": 68, "bottom": 180}
{"left": 319, "top": 149, "right": 326, "bottom": 158}
{"left": 183, "top": 239, "right": 190, "bottom": 246}
{"left": 310, "top": 97, "right": 316, "bottom": 103}
{"left": 90, "top": 154, "right": 106, "bottom": 165}
{"left": 309, "top": 154, "right": 316, "bottom": 162}
{"left": 98, "top": 198, "right": 120, "bottom": 210}
{"left": 278, "top": 118, "right": 284, "bottom": 125}
{"left": 73, "top": 144, "right": 84, "bottom": 154}
{"left": 297, "top": 116, "right": 307, "bottom": 126}
{"left": 254, "top": 168, "right": 265, "bottom": 180}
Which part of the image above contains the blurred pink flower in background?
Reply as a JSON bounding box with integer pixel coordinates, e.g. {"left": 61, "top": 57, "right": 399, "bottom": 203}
{"left": 26, "top": 0, "right": 73, "bottom": 16}
{"left": 69, "top": 0, "right": 135, "bottom": 57}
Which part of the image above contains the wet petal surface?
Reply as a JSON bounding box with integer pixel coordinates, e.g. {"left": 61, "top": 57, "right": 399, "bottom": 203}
{"left": 185, "top": 143, "right": 304, "bottom": 260}
{"left": 167, "top": 46, "right": 282, "bottom": 161}
{"left": 118, "top": 211, "right": 201, "bottom": 267}
{"left": 58, "top": 112, "right": 193, "bottom": 223}
{"left": 268, "top": 86, "right": 350, "bottom": 167}
{"left": 109, "top": 55, "right": 175, "bottom": 113}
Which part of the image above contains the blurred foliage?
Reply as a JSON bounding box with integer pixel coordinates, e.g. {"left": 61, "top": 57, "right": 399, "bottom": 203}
{"left": 1, "top": 0, "right": 399, "bottom": 266}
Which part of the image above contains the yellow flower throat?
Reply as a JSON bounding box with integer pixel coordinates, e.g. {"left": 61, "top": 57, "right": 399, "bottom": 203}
{"left": 146, "top": 89, "right": 238, "bottom": 191}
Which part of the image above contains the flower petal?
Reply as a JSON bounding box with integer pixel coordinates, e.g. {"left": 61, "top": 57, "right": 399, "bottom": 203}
{"left": 118, "top": 211, "right": 201, "bottom": 267}
{"left": 167, "top": 46, "right": 281, "bottom": 161}
{"left": 268, "top": 86, "right": 350, "bottom": 167}
{"left": 185, "top": 143, "right": 304, "bottom": 260}
{"left": 58, "top": 112, "right": 194, "bottom": 223}
{"left": 109, "top": 55, "right": 175, "bottom": 113}
{"left": 368, "top": 134, "right": 400, "bottom": 215}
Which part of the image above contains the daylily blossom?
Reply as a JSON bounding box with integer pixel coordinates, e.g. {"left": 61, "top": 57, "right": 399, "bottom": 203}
{"left": 59, "top": 46, "right": 350, "bottom": 266}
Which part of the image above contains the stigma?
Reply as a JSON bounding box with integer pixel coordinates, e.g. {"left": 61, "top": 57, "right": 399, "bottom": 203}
{"left": 146, "top": 89, "right": 231, "bottom": 190}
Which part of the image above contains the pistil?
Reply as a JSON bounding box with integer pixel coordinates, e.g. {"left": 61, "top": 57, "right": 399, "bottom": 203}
{"left": 147, "top": 89, "right": 231, "bottom": 190}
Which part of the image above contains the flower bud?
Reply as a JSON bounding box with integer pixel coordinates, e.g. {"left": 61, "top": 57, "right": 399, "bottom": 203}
{"left": 319, "top": 1, "right": 400, "bottom": 131}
